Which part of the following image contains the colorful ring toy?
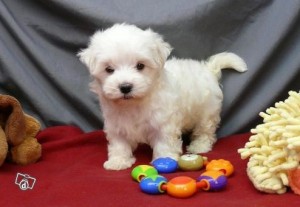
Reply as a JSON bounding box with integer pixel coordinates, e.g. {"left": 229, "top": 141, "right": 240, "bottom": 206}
{"left": 131, "top": 155, "right": 234, "bottom": 198}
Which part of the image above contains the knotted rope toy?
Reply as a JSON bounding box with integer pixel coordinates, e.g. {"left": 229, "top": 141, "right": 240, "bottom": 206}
{"left": 238, "top": 91, "right": 300, "bottom": 194}
{"left": 131, "top": 154, "right": 234, "bottom": 198}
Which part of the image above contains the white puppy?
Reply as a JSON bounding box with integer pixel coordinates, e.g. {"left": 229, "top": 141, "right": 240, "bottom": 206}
{"left": 78, "top": 24, "right": 247, "bottom": 170}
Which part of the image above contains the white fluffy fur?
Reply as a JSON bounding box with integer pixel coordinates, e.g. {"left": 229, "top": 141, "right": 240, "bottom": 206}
{"left": 78, "top": 24, "right": 247, "bottom": 170}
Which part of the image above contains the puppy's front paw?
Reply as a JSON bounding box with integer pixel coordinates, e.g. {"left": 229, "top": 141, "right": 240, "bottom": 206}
{"left": 103, "top": 157, "right": 136, "bottom": 170}
{"left": 187, "top": 143, "right": 212, "bottom": 154}
{"left": 187, "top": 137, "right": 216, "bottom": 154}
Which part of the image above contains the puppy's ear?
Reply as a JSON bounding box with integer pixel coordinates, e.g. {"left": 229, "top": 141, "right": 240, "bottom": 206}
{"left": 146, "top": 29, "right": 172, "bottom": 67}
{"left": 77, "top": 47, "right": 97, "bottom": 74}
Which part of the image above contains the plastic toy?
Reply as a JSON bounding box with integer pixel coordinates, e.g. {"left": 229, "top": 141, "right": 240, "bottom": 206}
{"left": 178, "top": 154, "right": 205, "bottom": 171}
{"left": 131, "top": 165, "right": 158, "bottom": 182}
{"left": 152, "top": 157, "right": 178, "bottom": 173}
{"left": 206, "top": 159, "right": 234, "bottom": 177}
{"left": 132, "top": 156, "right": 234, "bottom": 198}
{"left": 139, "top": 174, "right": 167, "bottom": 194}
{"left": 152, "top": 154, "right": 207, "bottom": 173}
{"left": 238, "top": 91, "right": 300, "bottom": 194}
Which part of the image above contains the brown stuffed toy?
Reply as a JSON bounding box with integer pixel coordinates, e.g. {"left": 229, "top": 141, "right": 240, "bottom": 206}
{"left": 0, "top": 95, "right": 42, "bottom": 166}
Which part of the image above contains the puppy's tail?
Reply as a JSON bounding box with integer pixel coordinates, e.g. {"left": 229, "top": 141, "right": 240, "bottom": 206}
{"left": 206, "top": 52, "right": 247, "bottom": 80}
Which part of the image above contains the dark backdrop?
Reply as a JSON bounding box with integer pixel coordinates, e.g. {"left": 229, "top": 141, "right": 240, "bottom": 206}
{"left": 0, "top": 0, "right": 299, "bottom": 137}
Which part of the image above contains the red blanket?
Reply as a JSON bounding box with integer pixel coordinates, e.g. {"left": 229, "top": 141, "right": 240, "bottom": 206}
{"left": 0, "top": 126, "right": 298, "bottom": 206}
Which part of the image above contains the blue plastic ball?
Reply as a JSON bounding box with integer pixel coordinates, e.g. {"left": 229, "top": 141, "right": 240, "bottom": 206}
{"left": 139, "top": 175, "right": 168, "bottom": 194}
{"left": 152, "top": 157, "right": 178, "bottom": 173}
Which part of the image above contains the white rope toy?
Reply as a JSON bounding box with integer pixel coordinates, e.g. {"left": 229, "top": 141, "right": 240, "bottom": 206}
{"left": 238, "top": 91, "right": 300, "bottom": 194}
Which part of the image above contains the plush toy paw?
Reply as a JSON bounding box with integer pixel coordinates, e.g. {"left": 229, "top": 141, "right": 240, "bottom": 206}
{"left": 247, "top": 161, "right": 287, "bottom": 194}
{"left": 0, "top": 127, "right": 8, "bottom": 166}
{"left": 10, "top": 137, "right": 42, "bottom": 165}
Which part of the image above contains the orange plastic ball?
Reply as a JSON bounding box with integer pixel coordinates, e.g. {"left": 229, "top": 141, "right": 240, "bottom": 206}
{"left": 166, "top": 176, "right": 197, "bottom": 198}
{"left": 206, "top": 159, "right": 234, "bottom": 177}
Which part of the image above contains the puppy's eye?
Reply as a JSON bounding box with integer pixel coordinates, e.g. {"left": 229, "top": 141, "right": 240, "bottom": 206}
{"left": 136, "top": 63, "right": 145, "bottom": 71}
{"left": 105, "top": 66, "right": 115, "bottom": 74}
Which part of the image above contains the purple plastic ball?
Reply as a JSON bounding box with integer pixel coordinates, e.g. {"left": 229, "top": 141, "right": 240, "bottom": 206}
{"left": 197, "top": 170, "right": 227, "bottom": 191}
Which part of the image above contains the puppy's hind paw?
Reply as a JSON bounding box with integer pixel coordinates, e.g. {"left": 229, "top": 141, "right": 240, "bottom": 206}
{"left": 103, "top": 157, "right": 136, "bottom": 170}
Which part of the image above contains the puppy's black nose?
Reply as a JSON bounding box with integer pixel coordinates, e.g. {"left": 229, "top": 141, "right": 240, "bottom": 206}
{"left": 119, "top": 83, "right": 133, "bottom": 94}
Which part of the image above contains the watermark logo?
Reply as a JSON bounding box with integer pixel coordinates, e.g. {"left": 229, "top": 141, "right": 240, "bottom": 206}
{"left": 15, "top": 173, "right": 36, "bottom": 191}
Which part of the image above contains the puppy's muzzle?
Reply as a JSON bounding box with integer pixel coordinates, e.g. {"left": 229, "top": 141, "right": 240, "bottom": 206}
{"left": 119, "top": 83, "right": 133, "bottom": 94}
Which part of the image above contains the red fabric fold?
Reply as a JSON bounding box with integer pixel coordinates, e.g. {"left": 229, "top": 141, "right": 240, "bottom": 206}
{"left": 0, "top": 126, "right": 298, "bottom": 206}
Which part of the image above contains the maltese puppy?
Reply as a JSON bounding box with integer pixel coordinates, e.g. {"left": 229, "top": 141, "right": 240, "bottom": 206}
{"left": 78, "top": 24, "right": 247, "bottom": 170}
